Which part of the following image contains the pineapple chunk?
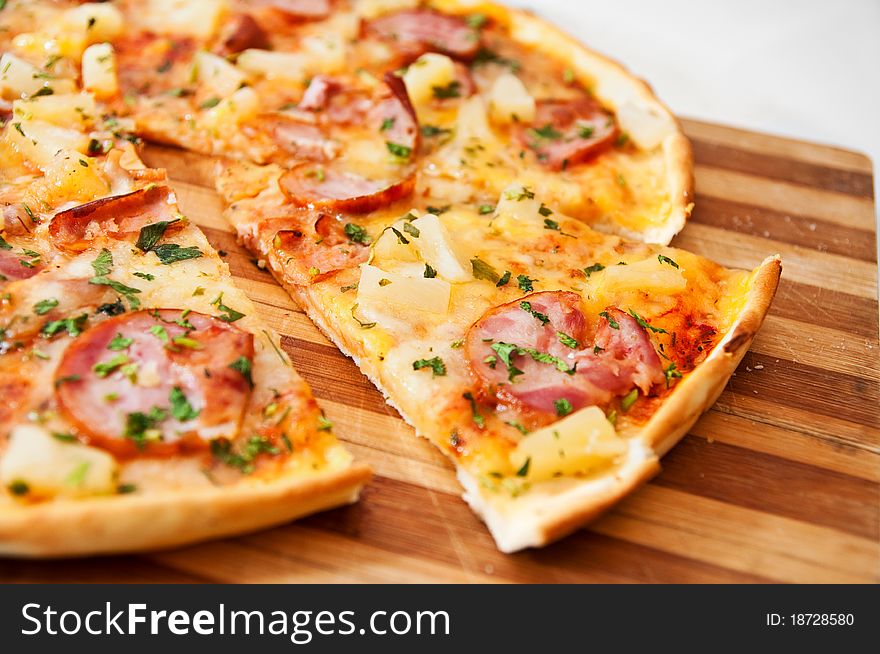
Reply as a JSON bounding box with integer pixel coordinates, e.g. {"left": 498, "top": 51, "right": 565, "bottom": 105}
{"left": 357, "top": 263, "right": 451, "bottom": 315}
{"left": 301, "top": 34, "right": 347, "bottom": 75}
{"left": 81, "top": 43, "right": 118, "bottom": 99}
{"left": 12, "top": 31, "right": 88, "bottom": 62}
{"left": 31, "top": 151, "right": 110, "bottom": 205}
{"left": 201, "top": 86, "right": 260, "bottom": 131}
{"left": 615, "top": 102, "right": 675, "bottom": 151}
{"left": 237, "top": 49, "right": 307, "bottom": 81}
{"left": 5, "top": 120, "right": 90, "bottom": 169}
{"left": 494, "top": 183, "right": 543, "bottom": 223}
{"left": 139, "top": 0, "right": 229, "bottom": 40}
{"left": 356, "top": 0, "right": 418, "bottom": 19}
{"left": 410, "top": 213, "right": 472, "bottom": 282}
{"left": 0, "top": 424, "right": 118, "bottom": 499}
{"left": 371, "top": 219, "right": 421, "bottom": 263}
{"left": 488, "top": 72, "right": 536, "bottom": 124}
{"left": 60, "top": 3, "right": 125, "bottom": 44}
{"left": 194, "top": 51, "right": 247, "bottom": 99}
{"left": 509, "top": 406, "right": 626, "bottom": 482}
{"left": 403, "top": 53, "right": 457, "bottom": 108}
{"left": 13, "top": 92, "right": 98, "bottom": 128}
{"left": 0, "top": 52, "right": 76, "bottom": 99}
{"left": 599, "top": 256, "right": 688, "bottom": 294}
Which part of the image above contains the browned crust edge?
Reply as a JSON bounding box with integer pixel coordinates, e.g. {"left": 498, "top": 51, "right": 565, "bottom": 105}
{"left": 0, "top": 463, "right": 371, "bottom": 558}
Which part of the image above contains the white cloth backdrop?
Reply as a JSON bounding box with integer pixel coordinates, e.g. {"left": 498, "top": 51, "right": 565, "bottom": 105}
{"left": 504, "top": 0, "right": 880, "bottom": 223}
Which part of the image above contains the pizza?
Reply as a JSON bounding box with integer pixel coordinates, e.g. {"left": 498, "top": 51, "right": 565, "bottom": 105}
{"left": 0, "top": 0, "right": 781, "bottom": 554}
{"left": 0, "top": 11, "right": 370, "bottom": 557}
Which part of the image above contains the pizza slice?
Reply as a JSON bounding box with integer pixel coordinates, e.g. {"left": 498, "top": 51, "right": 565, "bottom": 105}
{"left": 217, "top": 164, "right": 780, "bottom": 551}
{"left": 0, "top": 67, "right": 369, "bottom": 557}
{"left": 38, "top": 0, "right": 693, "bottom": 244}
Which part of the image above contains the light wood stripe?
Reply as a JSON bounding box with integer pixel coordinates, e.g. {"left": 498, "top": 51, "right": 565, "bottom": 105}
{"left": 694, "top": 165, "right": 876, "bottom": 231}
{"left": 681, "top": 118, "right": 875, "bottom": 174}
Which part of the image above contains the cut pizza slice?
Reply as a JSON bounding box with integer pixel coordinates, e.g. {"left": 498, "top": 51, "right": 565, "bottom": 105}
{"left": 217, "top": 166, "right": 780, "bottom": 551}
{"left": 42, "top": 0, "right": 693, "bottom": 244}
{"left": 0, "top": 88, "right": 369, "bottom": 557}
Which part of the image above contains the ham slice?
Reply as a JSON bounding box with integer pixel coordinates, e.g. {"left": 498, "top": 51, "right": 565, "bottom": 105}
{"left": 214, "top": 13, "right": 270, "bottom": 55}
{"left": 49, "top": 186, "right": 182, "bottom": 253}
{"left": 54, "top": 310, "right": 254, "bottom": 458}
{"left": 465, "top": 292, "right": 664, "bottom": 415}
{"left": 267, "top": 211, "right": 370, "bottom": 285}
{"left": 278, "top": 163, "right": 416, "bottom": 213}
{"left": 0, "top": 249, "right": 41, "bottom": 282}
{"left": 366, "top": 9, "right": 481, "bottom": 60}
{"left": 253, "top": 0, "right": 331, "bottom": 20}
{"left": 517, "top": 98, "right": 619, "bottom": 171}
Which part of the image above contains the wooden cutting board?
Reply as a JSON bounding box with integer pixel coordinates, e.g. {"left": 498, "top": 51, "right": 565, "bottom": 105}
{"left": 3, "top": 119, "right": 878, "bottom": 584}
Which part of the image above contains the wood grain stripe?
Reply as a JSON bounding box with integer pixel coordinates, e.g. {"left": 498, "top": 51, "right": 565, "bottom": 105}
{"left": 691, "top": 195, "right": 877, "bottom": 262}
{"left": 0, "top": 557, "right": 210, "bottom": 583}
{"left": 769, "top": 279, "right": 877, "bottom": 340}
{"left": 694, "top": 166, "right": 876, "bottom": 231}
{"left": 681, "top": 118, "right": 874, "bottom": 174}
{"left": 690, "top": 138, "right": 875, "bottom": 198}
{"left": 655, "top": 437, "right": 879, "bottom": 540}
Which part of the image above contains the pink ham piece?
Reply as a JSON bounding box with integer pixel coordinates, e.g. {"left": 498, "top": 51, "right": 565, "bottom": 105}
{"left": 372, "top": 72, "right": 420, "bottom": 151}
{"left": 366, "top": 8, "right": 482, "bottom": 61}
{"left": 0, "top": 248, "right": 41, "bottom": 282}
{"left": 54, "top": 310, "right": 254, "bottom": 458}
{"left": 517, "top": 98, "right": 619, "bottom": 171}
{"left": 248, "top": 114, "right": 341, "bottom": 162}
{"left": 465, "top": 292, "right": 664, "bottom": 416}
{"left": 278, "top": 163, "right": 416, "bottom": 213}
{"left": 48, "top": 186, "right": 182, "bottom": 253}
{"left": 298, "top": 75, "right": 341, "bottom": 111}
{"left": 269, "top": 211, "right": 370, "bottom": 285}
{"left": 214, "top": 13, "right": 270, "bottom": 55}
{"left": 253, "top": 0, "right": 331, "bottom": 20}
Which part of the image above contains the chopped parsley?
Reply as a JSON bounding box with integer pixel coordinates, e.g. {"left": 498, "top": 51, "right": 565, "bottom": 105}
{"left": 503, "top": 186, "right": 535, "bottom": 201}
{"left": 554, "top": 398, "right": 573, "bottom": 417}
{"left": 199, "top": 97, "right": 221, "bottom": 109}
{"left": 520, "top": 301, "right": 549, "bottom": 325}
{"left": 529, "top": 124, "right": 563, "bottom": 140}
{"left": 0, "top": 234, "right": 11, "bottom": 250}
{"left": 386, "top": 141, "right": 412, "bottom": 159}
{"left": 33, "top": 298, "right": 58, "bottom": 315}
{"left": 462, "top": 391, "right": 485, "bottom": 428}
{"left": 577, "top": 125, "right": 595, "bottom": 139}
{"left": 93, "top": 354, "right": 129, "bottom": 378}
{"left": 229, "top": 356, "right": 254, "bottom": 388}
{"left": 210, "top": 436, "right": 279, "bottom": 474}
{"left": 424, "top": 263, "right": 437, "bottom": 278}
{"left": 620, "top": 389, "right": 639, "bottom": 412}
{"left": 421, "top": 124, "right": 452, "bottom": 138}
{"left": 344, "top": 223, "right": 371, "bottom": 245}
{"left": 135, "top": 219, "right": 179, "bottom": 252}
{"left": 658, "top": 254, "right": 680, "bottom": 269}
{"left": 538, "top": 203, "right": 554, "bottom": 217}
{"left": 432, "top": 80, "right": 461, "bottom": 99}
{"left": 124, "top": 407, "right": 166, "bottom": 449}
{"left": 380, "top": 117, "right": 395, "bottom": 132}
{"left": 89, "top": 277, "right": 141, "bottom": 310}
{"left": 517, "top": 274, "right": 535, "bottom": 292}
{"left": 169, "top": 387, "right": 200, "bottom": 421}
{"left": 350, "top": 303, "right": 376, "bottom": 329}
{"left": 496, "top": 270, "right": 511, "bottom": 287}
{"left": 153, "top": 243, "right": 203, "bottom": 264}
{"left": 516, "top": 457, "right": 531, "bottom": 477}
{"left": 627, "top": 308, "right": 667, "bottom": 334}
{"left": 664, "top": 362, "right": 683, "bottom": 388}
{"left": 478, "top": 204, "right": 495, "bottom": 215}
{"left": 583, "top": 263, "right": 605, "bottom": 277}
{"left": 402, "top": 221, "right": 420, "bottom": 238}
{"left": 42, "top": 314, "right": 88, "bottom": 338}
{"left": 133, "top": 271, "right": 155, "bottom": 281}
{"left": 91, "top": 248, "right": 113, "bottom": 276}
{"left": 557, "top": 331, "right": 579, "bottom": 348}
{"left": 413, "top": 356, "right": 447, "bottom": 378}
{"left": 8, "top": 480, "right": 29, "bottom": 496}
{"left": 471, "top": 257, "right": 500, "bottom": 283}
{"left": 599, "top": 311, "right": 619, "bottom": 330}
{"left": 108, "top": 333, "right": 134, "bottom": 350}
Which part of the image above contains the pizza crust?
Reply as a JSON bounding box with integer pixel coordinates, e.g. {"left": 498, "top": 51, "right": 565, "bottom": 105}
{"left": 0, "top": 460, "right": 371, "bottom": 558}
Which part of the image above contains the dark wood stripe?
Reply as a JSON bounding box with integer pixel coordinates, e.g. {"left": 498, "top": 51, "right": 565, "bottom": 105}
{"left": 0, "top": 557, "right": 211, "bottom": 583}
{"left": 294, "top": 475, "right": 774, "bottom": 583}
{"left": 282, "top": 336, "right": 400, "bottom": 418}
{"left": 691, "top": 138, "right": 875, "bottom": 198}
{"left": 729, "top": 351, "right": 880, "bottom": 431}
{"left": 280, "top": 332, "right": 879, "bottom": 540}
{"left": 656, "top": 436, "right": 879, "bottom": 541}
{"left": 691, "top": 195, "right": 877, "bottom": 262}
{"left": 770, "top": 279, "right": 878, "bottom": 340}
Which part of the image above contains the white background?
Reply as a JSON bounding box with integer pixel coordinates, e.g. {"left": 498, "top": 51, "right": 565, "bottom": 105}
{"left": 505, "top": 0, "right": 880, "bottom": 213}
